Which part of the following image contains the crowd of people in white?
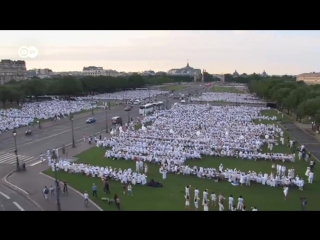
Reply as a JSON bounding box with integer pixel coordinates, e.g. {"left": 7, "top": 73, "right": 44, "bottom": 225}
{"left": 0, "top": 100, "right": 95, "bottom": 133}
{"left": 160, "top": 162, "right": 308, "bottom": 189}
{"left": 51, "top": 159, "right": 148, "bottom": 185}
{"left": 102, "top": 104, "right": 294, "bottom": 165}
{"left": 191, "top": 92, "right": 265, "bottom": 104}
{"left": 76, "top": 90, "right": 168, "bottom": 101}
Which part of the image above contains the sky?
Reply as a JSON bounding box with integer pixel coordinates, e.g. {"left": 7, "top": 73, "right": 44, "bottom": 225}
{"left": 0, "top": 30, "right": 320, "bottom": 75}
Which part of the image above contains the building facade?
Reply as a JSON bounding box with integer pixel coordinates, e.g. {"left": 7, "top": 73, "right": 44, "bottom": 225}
{"left": 167, "top": 62, "right": 201, "bottom": 77}
{"left": 0, "top": 59, "right": 27, "bottom": 84}
{"left": 296, "top": 73, "right": 320, "bottom": 85}
{"left": 82, "top": 68, "right": 121, "bottom": 77}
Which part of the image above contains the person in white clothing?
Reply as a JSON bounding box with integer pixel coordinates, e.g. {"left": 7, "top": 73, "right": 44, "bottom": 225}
{"left": 185, "top": 195, "right": 190, "bottom": 210}
{"left": 194, "top": 197, "right": 200, "bottom": 211}
{"left": 144, "top": 163, "right": 148, "bottom": 174}
{"left": 203, "top": 200, "right": 209, "bottom": 211}
{"left": 210, "top": 192, "right": 217, "bottom": 206}
{"left": 228, "top": 195, "right": 234, "bottom": 210}
{"left": 283, "top": 186, "right": 289, "bottom": 200}
{"left": 185, "top": 185, "right": 190, "bottom": 197}
{"left": 252, "top": 206, "right": 258, "bottom": 211}
{"left": 194, "top": 188, "right": 199, "bottom": 199}
{"left": 218, "top": 200, "right": 224, "bottom": 211}
{"left": 308, "top": 171, "right": 314, "bottom": 184}
{"left": 237, "top": 195, "right": 244, "bottom": 210}
{"left": 84, "top": 191, "right": 89, "bottom": 205}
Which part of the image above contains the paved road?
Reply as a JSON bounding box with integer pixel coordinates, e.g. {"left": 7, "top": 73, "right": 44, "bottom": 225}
{"left": 282, "top": 122, "right": 320, "bottom": 160}
{"left": 0, "top": 184, "right": 40, "bottom": 211}
{"left": 0, "top": 164, "right": 39, "bottom": 211}
{"left": 0, "top": 94, "right": 183, "bottom": 167}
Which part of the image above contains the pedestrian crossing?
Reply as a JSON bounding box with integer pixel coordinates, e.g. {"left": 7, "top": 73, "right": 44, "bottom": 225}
{"left": 0, "top": 152, "right": 37, "bottom": 165}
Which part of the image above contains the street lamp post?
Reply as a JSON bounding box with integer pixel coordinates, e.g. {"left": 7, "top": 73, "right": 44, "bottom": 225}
{"left": 51, "top": 151, "right": 61, "bottom": 211}
{"left": 12, "top": 130, "right": 20, "bottom": 171}
{"left": 128, "top": 110, "right": 130, "bottom": 123}
{"left": 37, "top": 120, "right": 41, "bottom": 129}
{"left": 105, "top": 107, "right": 108, "bottom": 133}
{"left": 70, "top": 114, "right": 75, "bottom": 148}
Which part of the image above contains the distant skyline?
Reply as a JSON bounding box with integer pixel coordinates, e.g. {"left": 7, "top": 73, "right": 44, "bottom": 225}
{"left": 1, "top": 30, "right": 320, "bottom": 75}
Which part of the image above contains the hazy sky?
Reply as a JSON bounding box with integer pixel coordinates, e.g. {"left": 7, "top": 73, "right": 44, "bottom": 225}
{"left": 1, "top": 30, "right": 319, "bottom": 75}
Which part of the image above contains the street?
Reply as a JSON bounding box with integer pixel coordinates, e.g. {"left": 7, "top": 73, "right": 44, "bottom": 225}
{"left": 0, "top": 91, "right": 192, "bottom": 167}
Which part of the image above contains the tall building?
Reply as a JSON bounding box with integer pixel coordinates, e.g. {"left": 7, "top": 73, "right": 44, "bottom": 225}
{"left": 296, "top": 73, "right": 320, "bottom": 85}
{"left": 0, "top": 59, "right": 27, "bottom": 84}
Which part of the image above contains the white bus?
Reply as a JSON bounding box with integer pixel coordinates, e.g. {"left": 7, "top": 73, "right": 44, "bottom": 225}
{"left": 153, "top": 101, "right": 164, "bottom": 110}
{"left": 139, "top": 103, "right": 154, "bottom": 115}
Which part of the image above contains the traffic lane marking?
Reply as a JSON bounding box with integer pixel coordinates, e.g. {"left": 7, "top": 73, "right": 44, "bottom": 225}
{"left": 13, "top": 202, "right": 25, "bottom": 211}
{"left": 0, "top": 191, "right": 10, "bottom": 199}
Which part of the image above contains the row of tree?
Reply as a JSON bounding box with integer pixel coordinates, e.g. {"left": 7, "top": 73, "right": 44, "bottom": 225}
{"left": 0, "top": 74, "right": 199, "bottom": 107}
{"left": 248, "top": 79, "right": 320, "bottom": 128}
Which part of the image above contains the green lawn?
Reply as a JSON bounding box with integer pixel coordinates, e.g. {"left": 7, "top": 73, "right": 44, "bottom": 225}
{"left": 43, "top": 109, "right": 320, "bottom": 211}
{"left": 211, "top": 86, "right": 245, "bottom": 94}
{"left": 160, "top": 85, "right": 187, "bottom": 91}
{"left": 44, "top": 109, "right": 320, "bottom": 211}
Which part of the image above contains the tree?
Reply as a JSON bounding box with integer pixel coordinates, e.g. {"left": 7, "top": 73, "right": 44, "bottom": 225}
{"left": 0, "top": 86, "right": 10, "bottom": 107}
{"left": 56, "top": 77, "right": 83, "bottom": 97}
{"left": 22, "top": 79, "right": 47, "bottom": 100}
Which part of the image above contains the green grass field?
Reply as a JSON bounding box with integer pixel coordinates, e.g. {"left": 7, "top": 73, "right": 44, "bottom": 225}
{"left": 211, "top": 86, "right": 245, "bottom": 94}
{"left": 160, "top": 85, "right": 188, "bottom": 91}
{"left": 44, "top": 109, "right": 320, "bottom": 211}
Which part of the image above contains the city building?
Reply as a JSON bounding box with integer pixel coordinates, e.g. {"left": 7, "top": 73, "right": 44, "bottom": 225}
{"left": 296, "top": 73, "right": 320, "bottom": 85}
{"left": 167, "top": 61, "right": 201, "bottom": 77}
{"left": 260, "top": 70, "right": 268, "bottom": 77}
{"left": 83, "top": 66, "right": 103, "bottom": 71}
{"left": 140, "top": 70, "right": 155, "bottom": 76}
{"left": 0, "top": 59, "right": 27, "bottom": 84}
{"left": 82, "top": 68, "right": 121, "bottom": 77}
{"left": 155, "top": 71, "right": 167, "bottom": 76}
{"left": 233, "top": 70, "right": 240, "bottom": 78}
{"left": 27, "top": 68, "right": 53, "bottom": 79}
{"left": 51, "top": 71, "right": 83, "bottom": 76}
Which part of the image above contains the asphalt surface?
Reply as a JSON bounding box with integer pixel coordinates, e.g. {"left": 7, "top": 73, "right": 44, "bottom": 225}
{"left": 0, "top": 165, "right": 39, "bottom": 211}
{"left": 281, "top": 123, "right": 320, "bottom": 160}
{"left": 0, "top": 86, "right": 201, "bottom": 166}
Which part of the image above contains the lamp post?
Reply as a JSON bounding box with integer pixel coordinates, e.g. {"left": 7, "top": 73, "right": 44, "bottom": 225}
{"left": 12, "top": 129, "right": 20, "bottom": 171}
{"left": 70, "top": 114, "right": 75, "bottom": 148}
{"left": 128, "top": 110, "right": 130, "bottom": 123}
{"left": 37, "top": 120, "right": 41, "bottom": 129}
{"left": 51, "top": 151, "right": 61, "bottom": 211}
{"left": 105, "top": 106, "right": 108, "bottom": 133}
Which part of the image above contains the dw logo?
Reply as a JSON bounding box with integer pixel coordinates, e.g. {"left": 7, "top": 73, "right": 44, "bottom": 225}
{"left": 18, "top": 46, "right": 38, "bottom": 59}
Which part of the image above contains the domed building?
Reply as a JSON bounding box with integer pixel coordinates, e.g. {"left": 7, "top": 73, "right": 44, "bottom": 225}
{"left": 233, "top": 70, "right": 240, "bottom": 78}
{"left": 261, "top": 70, "right": 268, "bottom": 77}
{"left": 167, "top": 61, "right": 201, "bottom": 76}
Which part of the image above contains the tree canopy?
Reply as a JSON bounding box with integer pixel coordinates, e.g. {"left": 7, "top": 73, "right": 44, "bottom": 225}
{"left": 248, "top": 78, "right": 320, "bottom": 129}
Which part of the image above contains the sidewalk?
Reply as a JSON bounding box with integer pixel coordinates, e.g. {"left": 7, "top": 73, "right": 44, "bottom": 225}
{"left": 3, "top": 140, "right": 105, "bottom": 211}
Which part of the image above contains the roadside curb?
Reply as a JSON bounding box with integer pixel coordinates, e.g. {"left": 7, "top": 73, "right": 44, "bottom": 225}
{"left": 39, "top": 172, "right": 103, "bottom": 211}
{"left": 1, "top": 171, "right": 44, "bottom": 211}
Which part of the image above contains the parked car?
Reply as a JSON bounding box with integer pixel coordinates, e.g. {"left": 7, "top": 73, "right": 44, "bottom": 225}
{"left": 86, "top": 118, "right": 96, "bottom": 124}
{"left": 124, "top": 106, "right": 131, "bottom": 111}
{"left": 112, "top": 116, "right": 122, "bottom": 125}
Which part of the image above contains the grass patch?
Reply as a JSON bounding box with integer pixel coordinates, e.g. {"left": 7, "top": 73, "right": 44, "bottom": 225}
{"left": 259, "top": 109, "right": 292, "bottom": 123}
{"left": 160, "top": 85, "right": 187, "bottom": 91}
{"left": 44, "top": 147, "right": 320, "bottom": 211}
{"left": 44, "top": 110, "right": 320, "bottom": 211}
{"left": 211, "top": 86, "right": 245, "bottom": 94}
